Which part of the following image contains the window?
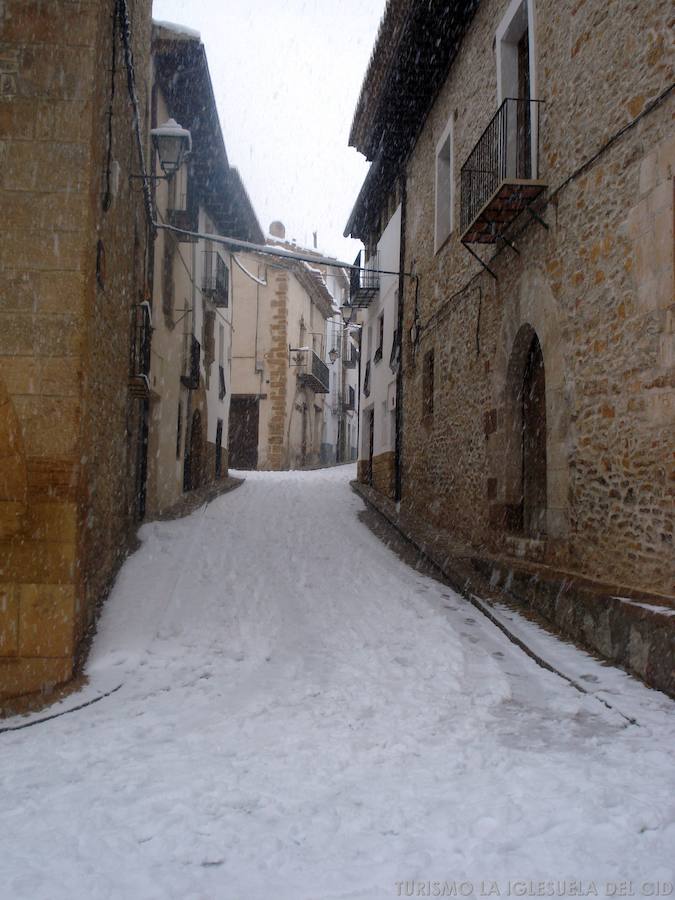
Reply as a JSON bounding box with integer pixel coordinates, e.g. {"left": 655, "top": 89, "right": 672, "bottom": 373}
{"left": 176, "top": 400, "right": 182, "bottom": 459}
{"left": 389, "top": 328, "right": 399, "bottom": 372}
{"left": 434, "top": 117, "right": 454, "bottom": 252}
{"left": 374, "top": 312, "right": 384, "bottom": 363}
{"left": 363, "top": 360, "right": 371, "bottom": 398}
{"left": 203, "top": 309, "right": 216, "bottom": 386}
{"left": 422, "top": 349, "right": 434, "bottom": 418}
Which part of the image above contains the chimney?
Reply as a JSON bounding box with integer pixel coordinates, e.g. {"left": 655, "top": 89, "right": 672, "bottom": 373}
{"left": 269, "top": 220, "right": 285, "bottom": 239}
{"left": 313, "top": 230, "right": 318, "bottom": 249}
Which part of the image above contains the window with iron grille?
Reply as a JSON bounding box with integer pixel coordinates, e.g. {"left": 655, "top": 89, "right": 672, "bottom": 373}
{"left": 203, "top": 251, "right": 229, "bottom": 307}
{"left": 181, "top": 335, "right": 200, "bottom": 389}
{"left": 219, "top": 364, "right": 226, "bottom": 401}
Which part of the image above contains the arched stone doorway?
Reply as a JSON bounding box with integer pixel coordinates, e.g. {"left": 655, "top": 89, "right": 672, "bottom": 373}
{"left": 491, "top": 267, "right": 571, "bottom": 544}
{"left": 185, "top": 409, "right": 203, "bottom": 492}
{"left": 503, "top": 323, "right": 547, "bottom": 539}
{"left": 522, "top": 332, "right": 547, "bottom": 537}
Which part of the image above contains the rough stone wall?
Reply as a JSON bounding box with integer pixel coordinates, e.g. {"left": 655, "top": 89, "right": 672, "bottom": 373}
{"left": 0, "top": 0, "right": 152, "bottom": 701}
{"left": 399, "top": 0, "right": 673, "bottom": 596}
{"left": 77, "top": 0, "right": 152, "bottom": 644}
{"left": 265, "top": 270, "right": 289, "bottom": 470}
{"left": 359, "top": 451, "right": 396, "bottom": 499}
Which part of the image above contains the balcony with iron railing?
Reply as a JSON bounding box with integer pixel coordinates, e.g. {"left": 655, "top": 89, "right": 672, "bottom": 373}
{"left": 203, "top": 251, "right": 229, "bottom": 307}
{"left": 460, "top": 98, "right": 546, "bottom": 245}
{"left": 296, "top": 348, "right": 330, "bottom": 394}
{"left": 349, "top": 250, "right": 379, "bottom": 307}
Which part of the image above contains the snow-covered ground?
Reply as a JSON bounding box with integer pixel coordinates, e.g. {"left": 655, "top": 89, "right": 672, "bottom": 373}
{"left": 1, "top": 465, "right": 674, "bottom": 900}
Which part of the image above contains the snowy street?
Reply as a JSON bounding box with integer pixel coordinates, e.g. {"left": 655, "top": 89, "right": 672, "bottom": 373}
{"left": 1, "top": 465, "right": 674, "bottom": 900}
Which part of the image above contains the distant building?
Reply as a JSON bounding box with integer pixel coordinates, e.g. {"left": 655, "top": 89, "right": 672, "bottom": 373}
{"left": 145, "top": 23, "right": 263, "bottom": 516}
{"left": 229, "top": 223, "right": 336, "bottom": 470}
{"left": 0, "top": 0, "right": 153, "bottom": 701}
{"left": 322, "top": 268, "right": 360, "bottom": 466}
{"left": 344, "top": 198, "right": 401, "bottom": 494}
{"left": 346, "top": 0, "right": 674, "bottom": 694}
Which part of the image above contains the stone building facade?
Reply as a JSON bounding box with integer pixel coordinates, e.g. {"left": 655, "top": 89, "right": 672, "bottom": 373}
{"left": 145, "top": 24, "right": 263, "bottom": 516}
{"left": 229, "top": 226, "right": 335, "bottom": 471}
{"left": 347, "top": 0, "right": 674, "bottom": 692}
{"left": 0, "top": 0, "right": 153, "bottom": 701}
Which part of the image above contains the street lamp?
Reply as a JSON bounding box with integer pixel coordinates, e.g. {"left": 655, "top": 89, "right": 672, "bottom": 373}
{"left": 341, "top": 301, "right": 355, "bottom": 325}
{"left": 150, "top": 118, "right": 192, "bottom": 177}
{"left": 328, "top": 348, "right": 339, "bottom": 364}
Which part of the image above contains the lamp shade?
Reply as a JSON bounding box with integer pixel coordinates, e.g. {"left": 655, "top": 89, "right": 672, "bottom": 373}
{"left": 341, "top": 301, "right": 354, "bottom": 324}
{"left": 151, "top": 118, "right": 192, "bottom": 176}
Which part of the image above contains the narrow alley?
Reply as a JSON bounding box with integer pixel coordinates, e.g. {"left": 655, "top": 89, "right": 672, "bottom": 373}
{"left": 2, "top": 466, "right": 673, "bottom": 900}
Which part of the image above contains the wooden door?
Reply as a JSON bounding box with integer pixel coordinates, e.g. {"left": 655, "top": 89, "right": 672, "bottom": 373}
{"left": 517, "top": 29, "right": 532, "bottom": 178}
{"left": 228, "top": 397, "right": 259, "bottom": 470}
{"left": 184, "top": 409, "right": 203, "bottom": 492}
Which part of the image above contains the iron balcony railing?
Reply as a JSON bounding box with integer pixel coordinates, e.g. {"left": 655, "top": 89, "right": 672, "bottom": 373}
{"left": 460, "top": 98, "right": 543, "bottom": 235}
{"left": 297, "top": 348, "right": 330, "bottom": 393}
{"left": 349, "top": 250, "right": 379, "bottom": 306}
{"left": 203, "top": 251, "right": 229, "bottom": 307}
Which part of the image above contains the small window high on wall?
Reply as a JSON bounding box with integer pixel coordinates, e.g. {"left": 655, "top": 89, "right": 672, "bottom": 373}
{"left": 434, "top": 117, "right": 454, "bottom": 252}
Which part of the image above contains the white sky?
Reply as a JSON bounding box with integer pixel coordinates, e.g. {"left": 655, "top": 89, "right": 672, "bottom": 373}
{"left": 151, "top": 0, "right": 387, "bottom": 262}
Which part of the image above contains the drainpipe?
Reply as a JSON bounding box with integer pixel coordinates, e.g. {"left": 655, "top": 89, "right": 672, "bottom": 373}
{"left": 394, "top": 174, "right": 406, "bottom": 503}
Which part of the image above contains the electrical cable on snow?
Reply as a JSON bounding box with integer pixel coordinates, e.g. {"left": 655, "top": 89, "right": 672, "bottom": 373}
{"left": 0, "top": 684, "right": 123, "bottom": 735}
